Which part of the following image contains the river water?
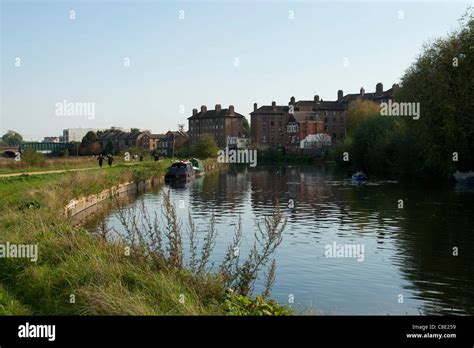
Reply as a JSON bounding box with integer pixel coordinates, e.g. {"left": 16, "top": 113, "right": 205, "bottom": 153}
{"left": 86, "top": 165, "right": 474, "bottom": 315}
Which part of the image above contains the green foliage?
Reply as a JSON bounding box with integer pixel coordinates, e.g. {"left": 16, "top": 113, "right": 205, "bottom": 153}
{"left": 191, "top": 134, "right": 219, "bottom": 159}
{"left": 104, "top": 140, "right": 115, "bottom": 155}
{"left": 395, "top": 10, "right": 474, "bottom": 177}
{"left": 345, "top": 99, "right": 380, "bottom": 134}
{"left": 242, "top": 117, "right": 250, "bottom": 137}
{"left": 22, "top": 149, "right": 46, "bottom": 167}
{"left": 80, "top": 131, "right": 100, "bottom": 155}
{"left": 121, "top": 146, "right": 145, "bottom": 156}
{"left": 223, "top": 293, "right": 292, "bottom": 316}
{"left": 335, "top": 9, "right": 473, "bottom": 179}
{"left": 2, "top": 130, "right": 23, "bottom": 146}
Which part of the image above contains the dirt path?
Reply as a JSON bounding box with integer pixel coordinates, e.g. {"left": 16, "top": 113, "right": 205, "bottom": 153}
{"left": 0, "top": 163, "right": 140, "bottom": 178}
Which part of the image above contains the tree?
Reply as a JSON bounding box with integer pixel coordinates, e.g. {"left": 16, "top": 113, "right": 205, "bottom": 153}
{"left": 192, "top": 134, "right": 219, "bottom": 159}
{"left": 79, "top": 131, "right": 100, "bottom": 155}
{"left": 2, "top": 130, "right": 23, "bottom": 146}
{"left": 104, "top": 140, "right": 115, "bottom": 155}
{"left": 396, "top": 9, "right": 474, "bottom": 176}
{"left": 131, "top": 128, "right": 140, "bottom": 133}
{"left": 242, "top": 117, "right": 250, "bottom": 137}
{"left": 345, "top": 99, "right": 380, "bottom": 135}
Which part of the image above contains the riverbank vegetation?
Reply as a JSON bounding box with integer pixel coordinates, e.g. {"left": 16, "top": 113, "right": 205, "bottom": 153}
{"left": 0, "top": 160, "right": 291, "bottom": 315}
{"left": 332, "top": 11, "right": 473, "bottom": 180}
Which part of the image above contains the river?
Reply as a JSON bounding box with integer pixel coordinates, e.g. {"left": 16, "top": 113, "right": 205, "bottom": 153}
{"left": 85, "top": 165, "right": 474, "bottom": 315}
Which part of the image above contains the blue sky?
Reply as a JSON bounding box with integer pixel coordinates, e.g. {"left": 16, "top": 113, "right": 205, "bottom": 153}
{"left": 1, "top": 0, "right": 471, "bottom": 140}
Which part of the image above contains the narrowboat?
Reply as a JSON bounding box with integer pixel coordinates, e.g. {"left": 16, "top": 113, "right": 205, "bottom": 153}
{"left": 190, "top": 158, "right": 205, "bottom": 176}
{"left": 165, "top": 161, "right": 195, "bottom": 181}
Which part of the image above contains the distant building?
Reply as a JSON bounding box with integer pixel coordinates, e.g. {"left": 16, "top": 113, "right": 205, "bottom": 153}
{"left": 251, "top": 82, "right": 395, "bottom": 151}
{"left": 97, "top": 130, "right": 152, "bottom": 153}
{"left": 149, "top": 134, "right": 166, "bottom": 152}
{"left": 61, "top": 128, "right": 99, "bottom": 143}
{"left": 250, "top": 102, "right": 290, "bottom": 151}
{"left": 43, "top": 136, "right": 60, "bottom": 143}
{"left": 160, "top": 130, "right": 189, "bottom": 157}
{"left": 188, "top": 104, "right": 246, "bottom": 148}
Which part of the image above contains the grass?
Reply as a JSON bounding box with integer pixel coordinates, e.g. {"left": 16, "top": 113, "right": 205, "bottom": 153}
{"left": 0, "top": 158, "right": 290, "bottom": 315}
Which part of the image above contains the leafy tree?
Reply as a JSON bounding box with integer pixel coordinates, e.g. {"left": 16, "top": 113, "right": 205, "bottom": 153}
{"left": 79, "top": 131, "right": 100, "bottom": 155}
{"left": 242, "top": 117, "right": 250, "bottom": 137}
{"left": 345, "top": 99, "right": 380, "bottom": 135}
{"left": 131, "top": 128, "right": 140, "bottom": 133}
{"left": 104, "top": 140, "right": 115, "bottom": 155}
{"left": 2, "top": 130, "right": 23, "bottom": 146}
{"left": 396, "top": 9, "right": 474, "bottom": 177}
{"left": 192, "top": 134, "right": 219, "bottom": 159}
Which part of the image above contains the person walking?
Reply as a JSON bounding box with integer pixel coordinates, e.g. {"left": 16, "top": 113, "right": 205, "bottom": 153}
{"left": 97, "top": 153, "right": 104, "bottom": 167}
{"left": 107, "top": 154, "right": 113, "bottom": 167}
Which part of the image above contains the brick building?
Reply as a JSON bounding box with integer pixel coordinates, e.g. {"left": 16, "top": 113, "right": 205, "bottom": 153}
{"left": 251, "top": 82, "right": 395, "bottom": 151}
{"left": 188, "top": 104, "right": 246, "bottom": 148}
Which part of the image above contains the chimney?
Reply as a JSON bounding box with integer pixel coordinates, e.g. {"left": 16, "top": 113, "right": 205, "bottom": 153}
{"left": 337, "top": 90, "right": 343, "bottom": 102}
{"left": 360, "top": 87, "right": 365, "bottom": 96}
{"left": 253, "top": 103, "right": 257, "bottom": 112}
{"left": 201, "top": 105, "right": 207, "bottom": 114}
{"left": 192, "top": 108, "right": 197, "bottom": 115}
{"left": 314, "top": 95, "right": 320, "bottom": 102}
{"left": 271, "top": 101, "right": 276, "bottom": 110}
{"left": 215, "top": 104, "right": 222, "bottom": 112}
{"left": 376, "top": 82, "right": 383, "bottom": 96}
{"left": 229, "top": 105, "right": 235, "bottom": 115}
{"left": 290, "top": 96, "right": 295, "bottom": 105}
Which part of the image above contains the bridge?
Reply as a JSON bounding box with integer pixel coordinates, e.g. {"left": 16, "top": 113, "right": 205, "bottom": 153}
{"left": 1, "top": 143, "right": 72, "bottom": 157}
{"left": 0, "top": 146, "right": 19, "bottom": 158}
{"left": 19, "top": 142, "right": 71, "bottom": 154}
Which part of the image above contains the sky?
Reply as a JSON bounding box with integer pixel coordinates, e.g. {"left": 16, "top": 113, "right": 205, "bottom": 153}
{"left": 0, "top": 0, "right": 471, "bottom": 141}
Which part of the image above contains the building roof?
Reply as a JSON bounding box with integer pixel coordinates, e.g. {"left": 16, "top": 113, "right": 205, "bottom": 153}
{"left": 251, "top": 105, "right": 290, "bottom": 114}
{"left": 150, "top": 134, "right": 166, "bottom": 139}
{"left": 189, "top": 108, "right": 245, "bottom": 120}
{"left": 98, "top": 130, "right": 150, "bottom": 141}
{"left": 342, "top": 88, "right": 394, "bottom": 103}
{"left": 296, "top": 100, "right": 346, "bottom": 111}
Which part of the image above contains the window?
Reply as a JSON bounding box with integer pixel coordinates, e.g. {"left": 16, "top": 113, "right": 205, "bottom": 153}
{"left": 270, "top": 121, "right": 274, "bottom": 126}
{"left": 324, "top": 117, "right": 328, "bottom": 123}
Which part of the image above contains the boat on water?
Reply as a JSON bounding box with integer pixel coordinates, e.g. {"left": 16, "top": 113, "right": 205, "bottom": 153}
{"left": 453, "top": 170, "right": 474, "bottom": 185}
{"left": 165, "top": 160, "right": 195, "bottom": 181}
{"left": 190, "top": 158, "right": 205, "bottom": 176}
{"left": 352, "top": 171, "right": 368, "bottom": 181}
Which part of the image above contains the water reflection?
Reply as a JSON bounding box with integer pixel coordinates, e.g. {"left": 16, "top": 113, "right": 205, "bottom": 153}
{"left": 88, "top": 166, "right": 474, "bottom": 315}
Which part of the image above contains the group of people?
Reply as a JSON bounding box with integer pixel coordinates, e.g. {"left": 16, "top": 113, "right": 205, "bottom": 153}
{"left": 97, "top": 153, "right": 113, "bottom": 167}
{"left": 97, "top": 153, "right": 161, "bottom": 167}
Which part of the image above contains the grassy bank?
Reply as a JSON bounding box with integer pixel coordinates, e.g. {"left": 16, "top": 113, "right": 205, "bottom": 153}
{"left": 0, "top": 160, "right": 290, "bottom": 315}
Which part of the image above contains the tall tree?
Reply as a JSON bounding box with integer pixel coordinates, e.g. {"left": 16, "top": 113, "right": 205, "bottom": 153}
{"left": 396, "top": 10, "right": 474, "bottom": 176}
{"left": 192, "top": 134, "right": 219, "bottom": 159}
{"left": 2, "top": 130, "right": 23, "bottom": 146}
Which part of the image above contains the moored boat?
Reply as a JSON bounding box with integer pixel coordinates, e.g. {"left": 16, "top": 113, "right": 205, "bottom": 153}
{"left": 190, "top": 158, "right": 205, "bottom": 176}
{"left": 165, "top": 160, "right": 195, "bottom": 181}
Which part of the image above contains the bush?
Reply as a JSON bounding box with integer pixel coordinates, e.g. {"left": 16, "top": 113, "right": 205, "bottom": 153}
{"left": 191, "top": 134, "right": 219, "bottom": 159}
{"left": 223, "top": 293, "right": 292, "bottom": 316}
{"left": 22, "top": 149, "right": 46, "bottom": 167}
